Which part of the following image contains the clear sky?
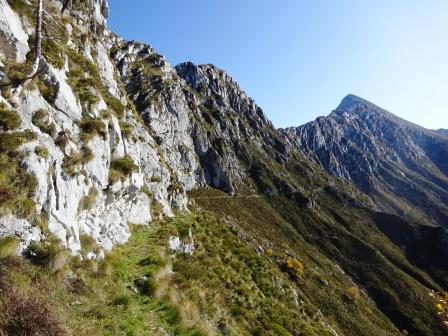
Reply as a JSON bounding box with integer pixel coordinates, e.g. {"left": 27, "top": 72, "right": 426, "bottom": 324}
{"left": 108, "top": 0, "right": 448, "bottom": 130}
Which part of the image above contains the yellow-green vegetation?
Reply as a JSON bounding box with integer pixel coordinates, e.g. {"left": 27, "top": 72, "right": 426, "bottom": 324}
{"left": 34, "top": 75, "right": 59, "bottom": 103}
{"left": 0, "top": 236, "right": 20, "bottom": 258}
{"left": 0, "top": 129, "right": 37, "bottom": 220}
{"left": 285, "top": 257, "right": 305, "bottom": 279}
{"left": 0, "top": 223, "right": 206, "bottom": 336}
{"left": 3, "top": 58, "right": 31, "bottom": 86}
{"left": 41, "top": 38, "right": 66, "bottom": 69}
{"left": 62, "top": 145, "right": 93, "bottom": 176}
{"left": 190, "top": 187, "right": 445, "bottom": 336}
{"left": 0, "top": 208, "right": 405, "bottom": 336}
{"left": 2, "top": 58, "right": 59, "bottom": 103}
{"left": 0, "top": 129, "right": 36, "bottom": 152}
{"left": 165, "top": 212, "right": 334, "bottom": 336}
{"left": 109, "top": 156, "right": 139, "bottom": 183}
{"left": 104, "top": 95, "right": 126, "bottom": 118}
{"left": 431, "top": 290, "right": 448, "bottom": 328}
{"left": 0, "top": 199, "right": 444, "bottom": 336}
{"left": 6, "top": 0, "right": 35, "bottom": 24}
{"left": 54, "top": 129, "right": 71, "bottom": 150}
{"left": 346, "top": 286, "right": 361, "bottom": 301}
{"left": 119, "top": 120, "right": 133, "bottom": 137}
{"left": 0, "top": 103, "right": 21, "bottom": 130}
{"left": 79, "top": 117, "right": 106, "bottom": 142}
{"left": 27, "top": 234, "right": 69, "bottom": 270}
{"left": 31, "top": 109, "right": 57, "bottom": 137}
{"left": 150, "top": 199, "right": 163, "bottom": 219}
{"left": 79, "top": 233, "right": 100, "bottom": 256}
{"left": 35, "top": 145, "right": 49, "bottom": 159}
{"left": 67, "top": 49, "right": 126, "bottom": 116}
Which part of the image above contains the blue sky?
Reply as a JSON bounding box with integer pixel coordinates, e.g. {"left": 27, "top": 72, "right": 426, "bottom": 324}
{"left": 108, "top": 0, "right": 448, "bottom": 129}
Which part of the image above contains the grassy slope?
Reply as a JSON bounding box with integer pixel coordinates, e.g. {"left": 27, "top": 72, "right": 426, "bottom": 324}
{"left": 190, "top": 187, "right": 446, "bottom": 336}
{"left": 0, "top": 224, "right": 203, "bottom": 336}
{"left": 0, "top": 207, "right": 401, "bottom": 336}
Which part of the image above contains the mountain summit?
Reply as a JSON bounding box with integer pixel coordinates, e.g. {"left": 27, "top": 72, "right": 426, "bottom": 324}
{"left": 336, "top": 94, "right": 385, "bottom": 112}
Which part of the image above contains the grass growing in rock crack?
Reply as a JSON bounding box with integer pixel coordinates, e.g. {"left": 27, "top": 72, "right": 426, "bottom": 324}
{"left": 0, "top": 128, "right": 38, "bottom": 220}
{"left": 0, "top": 103, "right": 21, "bottom": 130}
{"left": 109, "top": 156, "right": 139, "bottom": 183}
{"left": 32, "top": 109, "right": 57, "bottom": 137}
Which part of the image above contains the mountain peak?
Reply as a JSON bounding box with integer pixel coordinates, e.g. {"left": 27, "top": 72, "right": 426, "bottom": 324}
{"left": 336, "top": 94, "right": 384, "bottom": 113}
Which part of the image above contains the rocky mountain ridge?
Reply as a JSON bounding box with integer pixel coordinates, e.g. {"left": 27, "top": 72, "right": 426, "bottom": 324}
{"left": 283, "top": 94, "right": 448, "bottom": 227}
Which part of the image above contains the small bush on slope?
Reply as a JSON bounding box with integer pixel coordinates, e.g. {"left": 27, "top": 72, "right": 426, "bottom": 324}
{"left": 109, "top": 156, "right": 139, "bottom": 183}
{"left": 0, "top": 104, "right": 21, "bottom": 130}
{"left": 32, "top": 109, "right": 57, "bottom": 137}
{"left": 0, "top": 236, "right": 20, "bottom": 258}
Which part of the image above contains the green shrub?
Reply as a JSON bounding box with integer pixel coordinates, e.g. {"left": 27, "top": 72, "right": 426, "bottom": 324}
{"left": 0, "top": 130, "right": 37, "bottom": 153}
{"left": 160, "top": 306, "right": 182, "bottom": 325}
{"left": 62, "top": 145, "right": 93, "bottom": 176}
{"left": 141, "top": 186, "right": 153, "bottom": 198}
{"left": 0, "top": 236, "right": 20, "bottom": 258}
{"left": 150, "top": 175, "right": 162, "bottom": 183}
{"left": 79, "top": 233, "right": 98, "bottom": 253}
{"left": 110, "top": 156, "right": 139, "bottom": 175}
{"left": 66, "top": 50, "right": 102, "bottom": 112}
{"left": 66, "top": 48, "right": 126, "bottom": 116}
{"left": 55, "top": 130, "right": 70, "bottom": 149}
{"left": 4, "top": 59, "right": 31, "bottom": 86}
{"left": 15, "top": 198, "right": 37, "bottom": 220}
{"left": 108, "top": 168, "right": 124, "bottom": 184}
{"left": 48, "top": 249, "right": 71, "bottom": 272}
{"left": 346, "top": 286, "right": 361, "bottom": 301}
{"left": 0, "top": 104, "right": 21, "bottom": 130}
{"left": 285, "top": 257, "right": 304, "bottom": 277}
{"left": 35, "top": 146, "right": 49, "bottom": 159}
{"left": 79, "top": 117, "right": 106, "bottom": 142}
{"left": 67, "top": 75, "right": 100, "bottom": 109}
{"left": 41, "top": 38, "right": 65, "bottom": 69}
{"left": 31, "top": 109, "right": 56, "bottom": 137}
{"left": 112, "top": 296, "right": 131, "bottom": 307}
{"left": 99, "top": 109, "right": 112, "bottom": 119}
{"left": 118, "top": 121, "right": 133, "bottom": 137}
{"left": 104, "top": 95, "right": 126, "bottom": 118}
{"left": 36, "top": 76, "right": 59, "bottom": 103}
{"left": 109, "top": 156, "right": 139, "bottom": 183}
{"left": 27, "top": 235, "right": 66, "bottom": 269}
{"left": 230, "top": 305, "right": 244, "bottom": 316}
{"left": 0, "top": 150, "right": 37, "bottom": 220}
{"left": 62, "top": 153, "right": 83, "bottom": 176}
{"left": 151, "top": 200, "right": 163, "bottom": 219}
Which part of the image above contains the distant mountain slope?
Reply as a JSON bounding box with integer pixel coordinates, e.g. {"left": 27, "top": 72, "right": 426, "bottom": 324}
{"left": 283, "top": 94, "right": 448, "bottom": 227}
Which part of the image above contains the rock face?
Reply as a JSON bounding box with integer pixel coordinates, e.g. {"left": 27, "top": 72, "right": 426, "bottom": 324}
{"left": 0, "top": 0, "right": 197, "bottom": 253}
{"left": 283, "top": 94, "right": 448, "bottom": 227}
{"left": 0, "top": 0, "right": 29, "bottom": 62}
{"left": 0, "top": 0, "right": 292, "bottom": 253}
